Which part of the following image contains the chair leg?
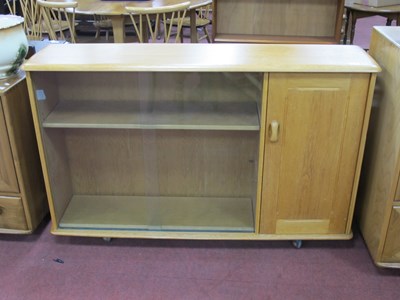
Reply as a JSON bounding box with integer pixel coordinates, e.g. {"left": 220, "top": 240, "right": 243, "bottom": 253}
{"left": 157, "top": 21, "right": 161, "bottom": 40}
{"left": 204, "top": 27, "right": 211, "bottom": 43}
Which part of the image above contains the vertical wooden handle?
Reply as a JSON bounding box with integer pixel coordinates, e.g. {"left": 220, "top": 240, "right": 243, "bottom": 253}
{"left": 269, "top": 121, "right": 280, "bottom": 142}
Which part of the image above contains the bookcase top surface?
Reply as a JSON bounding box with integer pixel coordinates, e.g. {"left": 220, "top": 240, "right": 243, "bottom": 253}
{"left": 372, "top": 26, "right": 400, "bottom": 48}
{"left": 22, "top": 43, "right": 380, "bottom": 73}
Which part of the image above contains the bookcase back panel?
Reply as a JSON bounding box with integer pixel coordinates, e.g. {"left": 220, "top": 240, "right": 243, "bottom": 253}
{"left": 43, "top": 129, "right": 73, "bottom": 222}
{"left": 61, "top": 129, "right": 259, "bottom": 198}
{"left": 55, "top": 72, "right": 262, "bottom": 104}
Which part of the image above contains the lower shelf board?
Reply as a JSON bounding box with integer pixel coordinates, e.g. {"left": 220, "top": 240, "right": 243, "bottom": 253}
{"left": 59, "top": 195, "right": 255, "bottom": 232}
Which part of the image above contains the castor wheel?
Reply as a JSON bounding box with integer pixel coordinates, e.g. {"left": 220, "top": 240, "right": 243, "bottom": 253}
{"left": 292, "top": 240, "right": 303, "bottom": 249}
{"left": 102, "top": 237, "right": 112, "bottom": 242}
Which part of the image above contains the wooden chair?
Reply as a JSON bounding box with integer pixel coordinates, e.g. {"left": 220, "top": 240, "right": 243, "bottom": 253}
{"left": 36, "top": 0, "right": 78, "bottom": 42}
{"left": 93, "top": 15, "right": 113, "bottom": 41}
{"left": 174, "top": 1, "right": 213, "bottom": 43}
{"left": 5, "top": 0, "right": 18, "bottom": 14}
{"left": 5, "top": 0, "right": 40, "bottom": 39}
{"left": 125, "top": 2, "right": 190, "bottom": 43}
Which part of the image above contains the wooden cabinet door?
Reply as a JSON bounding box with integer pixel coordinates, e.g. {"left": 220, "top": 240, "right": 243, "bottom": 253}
{"left": 0, "top": 101, "right": 19, "bottom": 193}
{"left": 260, "top": 73, "right": 370, "bottom": 235}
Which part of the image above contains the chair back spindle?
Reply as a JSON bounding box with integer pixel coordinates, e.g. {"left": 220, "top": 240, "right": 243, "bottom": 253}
{"left": 126, "top": 2, "right": 190, "bottom": 43}
{"left": 36, "top": 0, "right": 78, "bottom": 43}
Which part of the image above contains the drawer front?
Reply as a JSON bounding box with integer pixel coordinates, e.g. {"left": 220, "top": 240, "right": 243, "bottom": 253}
{"left": 0, "top": 102, "right": 19, "bottom": 193}
{"left": 382, "top": 207, "right": 400, "bottom": 262}
{"left": 0, "top": 196, "right": 27, "bottom": 230}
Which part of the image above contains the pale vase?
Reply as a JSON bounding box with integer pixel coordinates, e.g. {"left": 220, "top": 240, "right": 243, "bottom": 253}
{"left": 0, "top": 15, "right": 28, "bottom": 79}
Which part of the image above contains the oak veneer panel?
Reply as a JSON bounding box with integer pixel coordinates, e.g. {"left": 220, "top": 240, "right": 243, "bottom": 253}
{"left": 1, "top": 73, "right": 47, "bottom": 233}
{"left": 358, "top": 27, "right": 400, "bottom": 267}
{"left": 213, "top": 34, "right": 339, "bottom": 44}
{"left": 276, "top": 219, "right": 330, "bottom": 235}
{"left": 42, "top": 129, "right": 73, "bottom": 225}
{"left": 54, "top": 72, "right": 261, "bottom": 104}
{"left": 0, "top": 196, "right": 27, "bottom": 230}
{"left": 1, "top": 80, "right": 47, "bottom": 228}
{"left": 0, "top": 102, "right": 19, "bottom": 193}
{"left": 260, "top": 72, "right": 370, "bottom": 234}
{"left": 22, "top": 44, "right": 379, "bottom": 73}
{"left": 43, "top": 99, "right": 260, "bottom": 131}
{"left": 62, "top": 129, "right": 258, "bottom": 198}
{"left": 59, "top": 195, "right": 254, "bottom": 232}
{"left": 215, "top": 0, "right": 339, "bottom": 37}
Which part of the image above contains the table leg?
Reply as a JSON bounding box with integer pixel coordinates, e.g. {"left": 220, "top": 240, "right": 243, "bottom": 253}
{"left": 189, "top": 10, "right": 198, "bottom": 43}
{"left": 350, "top": 12, "right": 358, "bottom": 45}
{"left": 386, "top": 14, "right": 399, "bottom": 25}
{"left": 343, "top": 9, "right": 351, "bottom": 44}
{"left": 109, "top": 15, "right": 126, "bottom": 43}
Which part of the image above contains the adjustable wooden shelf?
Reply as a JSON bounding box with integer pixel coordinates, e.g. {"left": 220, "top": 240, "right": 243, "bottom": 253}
{"left": 23, "top": 43, "right": 379, "bottom": 240}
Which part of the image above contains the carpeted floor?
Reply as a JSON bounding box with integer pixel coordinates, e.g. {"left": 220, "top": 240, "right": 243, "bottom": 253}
{"left": 1, "top": 14, "right": 400, "bottom": 300}
{"left": 1, "top": 217, "right": 400, "bottom": 300}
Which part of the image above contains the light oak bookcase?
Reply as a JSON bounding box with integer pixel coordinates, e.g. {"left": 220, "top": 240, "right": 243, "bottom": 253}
{"left": 23, "top": 44, "right": 379, "bottom": 241}
{"left": 358, "top": 26, "right": 400, "bottom": 267}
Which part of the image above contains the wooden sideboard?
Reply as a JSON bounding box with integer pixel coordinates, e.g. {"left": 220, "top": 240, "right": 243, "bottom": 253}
{"left": 0, "top": 72, "right": 47, "bottom": 233}
{"left": 358, "top": 26, "right": 400, "bottom": 268}
{"left": 23, "top": 44, "right": 379, "bottom": 241}
{"left": 213, "top": 0, "right": 345, "bottom": 44}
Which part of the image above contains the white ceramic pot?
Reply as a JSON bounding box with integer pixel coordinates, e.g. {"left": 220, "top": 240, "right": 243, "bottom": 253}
{"left": 0, "top": 15, "right": 28, "bottom": 79}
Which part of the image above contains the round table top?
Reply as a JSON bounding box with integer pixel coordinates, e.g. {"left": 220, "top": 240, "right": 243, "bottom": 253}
{"left": 62, "top": 0, "right": 211, "bottom": 15}
{"left": 345, "top": 0, "right": 400, "bottom": 13}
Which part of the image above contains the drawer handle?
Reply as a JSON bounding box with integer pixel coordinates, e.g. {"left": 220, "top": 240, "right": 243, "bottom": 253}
{"left": 269, "top": 121, "right": 280, "bottom": 142}
{"left": 0, "top": 206, "right": 4, "bottom": 215}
